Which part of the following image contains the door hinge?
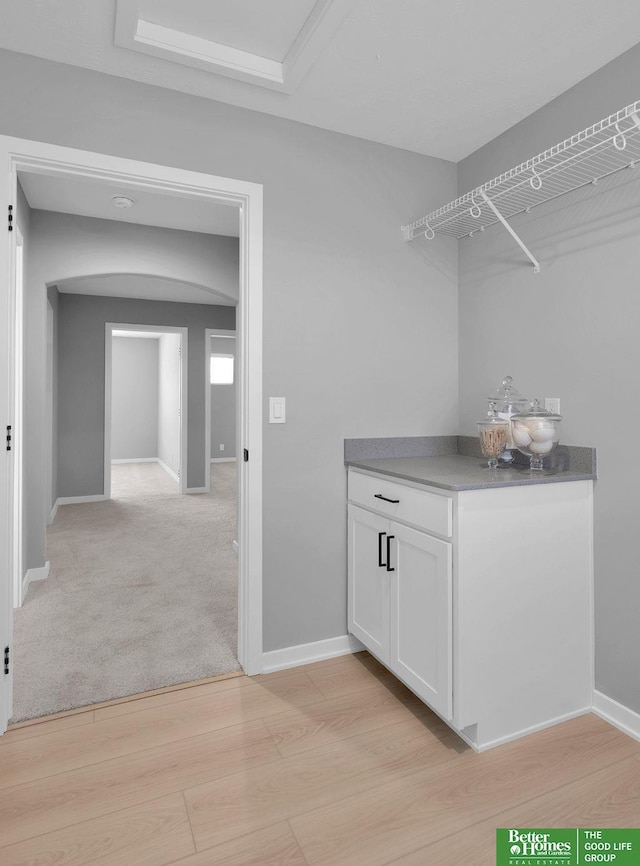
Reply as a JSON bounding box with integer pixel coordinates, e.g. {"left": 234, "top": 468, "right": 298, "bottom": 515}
{"left": 7, "top": 204, "right": 13, "bottom": 232}
{"left": 243, "top": 448, "right": 249, "bottom": 462}
{"left": 6, "top": 425, "right": 12, "bottom": 452}
{"left": 4, "top": 646, "right": 9, "bottom": 675}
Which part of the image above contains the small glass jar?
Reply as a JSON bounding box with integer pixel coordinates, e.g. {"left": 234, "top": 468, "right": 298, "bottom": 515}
{"left": 477, "top": 401, "right": 509, "bottom": 469}
{"left": 510, "top": 398, "right": 562, "bottom": 471}
{"left": 488, "top": 375, "right": 528, "bottom": 463}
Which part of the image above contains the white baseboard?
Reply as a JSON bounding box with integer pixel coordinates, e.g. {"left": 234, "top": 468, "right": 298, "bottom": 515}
{"left": 56, "top": 494, "right": 107, "bottom": 506}
{"left": 261, "top": 634, "right": 365, "bottom": 674}
{"left": 22, "top": 560, "right": 50, "bottom": 598}
{"left": 210, "top": 457, "right": 237, "bottom": 463}
{"left": 157, "top": 458, "right": 180, "bottom": 483}
{"left": 472, "top": 707, "right": 592, "bottom": 753}
{"left": 232, "top": 539, "right": 238, "bottom": 556}
{"left": 50, "top": 500, "right": 59, "bottom": 524}
{"left": 593, "top": 690, "right": 640, "bottom": 744}
{"left": 186, "top": 486, "right": 208, "bottom": 494}
{"left": 111, "top": 457, "right": 157, "bottom": 464}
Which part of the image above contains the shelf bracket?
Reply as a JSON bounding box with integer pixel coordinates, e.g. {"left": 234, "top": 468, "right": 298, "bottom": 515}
{"left": 479, "top": 192, "right": 540, "bottom": 273}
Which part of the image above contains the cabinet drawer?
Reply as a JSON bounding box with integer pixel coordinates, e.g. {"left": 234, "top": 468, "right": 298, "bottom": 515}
{"left": 348, "top": 470, "right": 452, "bottom": 537}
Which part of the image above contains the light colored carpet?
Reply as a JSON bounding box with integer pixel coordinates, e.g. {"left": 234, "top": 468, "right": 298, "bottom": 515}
{"left": 11, "top": 462, "right": 240, "bottom": 722}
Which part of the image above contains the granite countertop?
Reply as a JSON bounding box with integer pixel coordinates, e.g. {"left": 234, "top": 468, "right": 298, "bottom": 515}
{"left": 344, "top": 436, "right": 597, "bottom": 492}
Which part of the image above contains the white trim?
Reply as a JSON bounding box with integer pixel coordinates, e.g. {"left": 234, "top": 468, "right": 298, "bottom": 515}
{"left": 45, "top": 299, "right": 54, "bottom": 527}
{"left": 470, "top": 707, "right": 592, "bottom": 753}
{"left": 205, "top": 328, "right": 236, "bottom": 495}
{"left": 11, "top": 229, "right": 24, "bottom": 609}
{"left": 21, "top": 560, "right": 50, "bottom": 601}
{"left": 261, "top": 634, "right": 365, "bottom": 674}
{"left": 593, "top": 691, "right": 640, "bottom": 744}
{"left": 105, "top": 323, "right": 188, "bottom": 497}
{"left": 50, "top": 501, "right": 59, "bottom": 524}
{"left": 111, "top": 457, "right": 157, "bottom": 464}
{"left": 111, "top": 457, "right": 180, "bottom": 483}
{"left": 186, "top": 486, "right": 208, "bottom": 495}
{"left": 232, "top": 539, "right": 239, "bottom": 556}
{"left": 115, "top": 0, "right": 355, "bottom": 94}
{"left": 210, "top": 457, "right": 237, "bottom": 463}
{"left": 55, "top": 495, "right": 107, "bottom": 506}
{"left": 156, "top": 458, "right": 179, "bottom": 484}
{"left": 0, "top": 135, "right": 263, "bottom": 732}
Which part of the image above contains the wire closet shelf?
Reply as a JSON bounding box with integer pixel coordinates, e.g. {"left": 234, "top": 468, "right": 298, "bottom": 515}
{"left": 402, "top": 99, "right": 640, "bottom": 269}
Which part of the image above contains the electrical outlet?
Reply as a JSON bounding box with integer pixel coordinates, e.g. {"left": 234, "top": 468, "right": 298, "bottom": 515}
{"left": 544, "top": 397, "right": 560, "bottom": 414}
{"left": 219, "top": 444, "right": 224, "bottom": 451}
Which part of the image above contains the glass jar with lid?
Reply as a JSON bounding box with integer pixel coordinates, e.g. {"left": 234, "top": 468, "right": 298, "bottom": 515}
{"left": 477, "top": 401, "right": 509, "bottom": 469}
{"left": 511, "top": 398, "right": 562, "bottom": 471}
{"left": 488, "top": 375, "right": 528, "bottom": 463}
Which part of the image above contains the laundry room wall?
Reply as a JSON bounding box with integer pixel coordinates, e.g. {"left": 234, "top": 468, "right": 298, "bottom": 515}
{"left": 0, "top": 49, "right": 458, "bottom": 653}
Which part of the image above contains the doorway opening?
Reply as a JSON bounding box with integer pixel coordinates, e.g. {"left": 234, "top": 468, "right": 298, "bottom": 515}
{"left": 0, "top": 136, "right": 264, "bottom": 733}
{"left": 105, "top": 323, "right": 188, "bottom": 498}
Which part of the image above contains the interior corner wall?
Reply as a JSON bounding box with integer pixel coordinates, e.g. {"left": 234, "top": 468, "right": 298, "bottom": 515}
{"left": 111, "top": 337, "right": 159, "bottom": 461}
{"left": 57, "top": 294, "right": 234, "bottom": 497}
{"left": 0, "top": 48, "right": 459, "bottom": 653}
{"left": 210, "top": 336, "right": 236, "bottom": 460}
{"left": 457, "top": 42, "right": 640, "bottom": 715}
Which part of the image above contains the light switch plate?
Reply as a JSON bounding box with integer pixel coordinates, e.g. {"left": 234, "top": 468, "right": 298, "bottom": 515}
{"left": 269, "top": 397, "right": 286, "bottom": 423}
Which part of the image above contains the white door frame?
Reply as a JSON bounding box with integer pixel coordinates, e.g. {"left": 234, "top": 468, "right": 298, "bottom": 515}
{"left": 205, "top": 328, "right": 237, "bottom": 490}
{"left": 105, "top": 324, "right": 188, "bottom": 496}
{"left": 11, "top": 229, "right": 24, "bottom": 618}
{"left": 0, "top": 136, "right": 264, "bottom": 732}
{"left": 45, "top": 298, "right": 54, "bottom": 525}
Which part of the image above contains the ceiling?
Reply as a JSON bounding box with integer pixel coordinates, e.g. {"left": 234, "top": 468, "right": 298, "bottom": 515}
{"left": 56, "top": 274, "right": 235, "bottom": 306}
{"left": 19, "top": 171, "right": 239, "bottom": 237}
{"left": 3, "top": 1, "right": 640, "bottom": 159}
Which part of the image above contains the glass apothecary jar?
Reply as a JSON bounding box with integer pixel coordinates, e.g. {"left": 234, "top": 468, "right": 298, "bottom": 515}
{"left": 477, "top": 401, "right": 509, "bottom": 469}
{"left": 489, "top": 375, "right": 528, "bottom": 463}
{"left": 511, "top": 398, "right": 562, "bottom": 471}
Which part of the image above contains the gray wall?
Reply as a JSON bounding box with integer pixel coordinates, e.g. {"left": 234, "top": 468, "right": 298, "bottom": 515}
{"left": 158, "top": 332, "right": 181, "bottom": 476}
{"left": 458, "top": 42, "right": 640, "bottom": 713}
{"left": 211, "top": 336, "right": 236, "bottom": 460}
{"left": 111, "top": 337, "right": 159, "bottom": 460}
{"left": 0, "top": 48, "right": 459, "bottom": 653}
{"left": 57, "top": 294, "right": 234, "bottom": 497}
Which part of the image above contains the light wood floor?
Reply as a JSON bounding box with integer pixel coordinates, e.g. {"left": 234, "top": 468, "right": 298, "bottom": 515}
{"left": 0, "top": 652, "right": 639, "bottom": 866}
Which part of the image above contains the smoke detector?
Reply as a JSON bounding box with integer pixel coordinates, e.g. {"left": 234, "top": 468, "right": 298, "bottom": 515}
{"left": 111, "top": 195, "right": 135, "bottom": 209}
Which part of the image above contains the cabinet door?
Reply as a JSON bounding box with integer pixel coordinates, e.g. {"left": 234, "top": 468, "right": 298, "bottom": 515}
{"left": 389, "top": 522, "right": 452, "bottom": 719}
{"left": 348, "top": 504, "right": 390, "bottom": 663}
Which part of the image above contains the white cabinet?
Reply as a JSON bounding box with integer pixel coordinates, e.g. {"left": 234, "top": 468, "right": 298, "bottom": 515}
{"left": 389, "top": 521, "right": 452, "bottom": 719}
{"left": 348, "top": 505, "right": 390, "bottom": 663}
{"left": 347, "top": 466, "right": 593, "bottom": 751}
{"left": 348, "top": 504, "right": 452, "bottom": 719}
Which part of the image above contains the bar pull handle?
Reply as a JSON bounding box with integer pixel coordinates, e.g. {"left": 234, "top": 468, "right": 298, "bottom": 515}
{"left": 386, "top": 535, "right": 395, "bottom": 572}
{"left": 377, "top": 531, "right": 387, "bottom": 567}
{"left": 374, "top": 494, "right": 400, "bottom": 504}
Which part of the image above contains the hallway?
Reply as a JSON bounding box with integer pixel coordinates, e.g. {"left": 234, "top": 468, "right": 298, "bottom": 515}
{"left": 12, "top": 462, "right": 239, "bottom": 721}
